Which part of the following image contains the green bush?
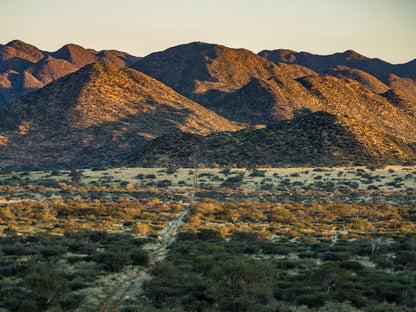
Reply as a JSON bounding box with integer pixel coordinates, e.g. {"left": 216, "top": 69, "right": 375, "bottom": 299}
{"left": 93, "top": 250, "right": 131, "bottom": 272}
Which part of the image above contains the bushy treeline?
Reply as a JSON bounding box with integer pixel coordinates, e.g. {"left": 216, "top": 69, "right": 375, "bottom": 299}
{"left": 124, "top": 231, "right": 416, "bottom": 312}
{"left": 182, "top": 198, "right": 416, "bottom": 238}
{"left": 0, "top": 230, "right": 149, "bottom": 312}
{"left": 0, "top": 197, "right": 184, "bottom": 235}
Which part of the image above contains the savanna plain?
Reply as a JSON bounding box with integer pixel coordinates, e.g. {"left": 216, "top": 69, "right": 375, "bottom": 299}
{"left": 0, "top": 165, "right": 415, "bottom": 312}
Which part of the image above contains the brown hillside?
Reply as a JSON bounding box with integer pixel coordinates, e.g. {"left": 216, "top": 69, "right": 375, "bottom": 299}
{"left": 0, "top": 40, "right": 140, "bottom": 106}
{"left": 381, "top": 89, "right": 416, "bottom": 119}
{"left": 388, "top": 74, "right": 416, "bottom": 103}
{"left": 0, "top": 41, "right": 45, "bottom": 73}
{"left": 0, "top": 70, "right": 44, "bottom": 106}
{"left": 95, "top": 50, "right": 141, "bottom": 67}
{"left": 51, "top": 44, "right": 98, "bottom": 68}
{"left": 294, "top": 75, "right": 416, "bottom": 142}
{"left": 130, "top": 42, "right": 315, "bottom": 104}
{"left": 5, "top": 40, "right": 45, "bottom": 62}
{"left": 259, "top": 49, "right": 416, "bottom": 83}
{"left": 127, "top": 111, "right": 416, "bottom": 168}
{"left": 131, "top": 43, "right": 416, "bottom": 142}
{"left": 205, "top": 72, "right": 416, "bottom": 142}
{"left": 0, "top": 63, "right": 243, "bottom": 168}
{"left": 25, "top": 56, "right": 78, "bottom": 84}
{"left": 206, "top": 76, "right": 319, "bottom": 124}
{"left": 327, "top": 66, "right": 390, "bottom": 94}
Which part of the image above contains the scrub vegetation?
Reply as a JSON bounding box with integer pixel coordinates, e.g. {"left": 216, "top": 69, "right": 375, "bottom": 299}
{"left": 0, "top": 166, "right": 415, "bottom": 311}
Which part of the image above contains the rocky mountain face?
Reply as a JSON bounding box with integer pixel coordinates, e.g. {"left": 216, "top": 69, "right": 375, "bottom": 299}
{"left": 0, "top": 63, "right": 242, "bottom": 168}
{"left": 258, "top": 49, "right": 416, "bottom": 82}
{"left": 0, "top": 40, "right": 141, "bottom": 107}
{"left": 131, "top": 42, "right": 416, "bottom": 143}
{"left": 130, "top": 42, "right": 316, "bottom": 105}
{"left": 0, "top": 40, "right": 415, "bottom": 168}
{"left": 126, "top": 111, "right": 416, "bottom": 168}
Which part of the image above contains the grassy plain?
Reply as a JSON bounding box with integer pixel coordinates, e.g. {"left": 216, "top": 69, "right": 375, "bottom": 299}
{"left": 3, "top": 165, "right": 416, "bottom": 191}
{"left": 0, "top": 166, "right": 415, "bottom": 312}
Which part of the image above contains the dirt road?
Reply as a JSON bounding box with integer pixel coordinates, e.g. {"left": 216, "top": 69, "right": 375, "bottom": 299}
{"left": 98, "top": 198, "right": 191, "bottom": 312}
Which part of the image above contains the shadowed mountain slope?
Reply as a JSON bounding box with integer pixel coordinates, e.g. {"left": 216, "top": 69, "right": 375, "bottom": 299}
{"left": 326, "top": 66, "right": 390, "bottom": 94}
{"left": 0, "top": 40, "right": 141, "bottom": 106}
{"left": 131, "top": 43, "right": 416, "bottom": 141}
{"left": 25, "top": 56, "right": 78, "bottom": 84}
{"left": 387, "top": 74, "right": 416, "bottom": 103}
{"left": 258, "top": 49, "right": 416, "bottom": 83}
{"left": 130, "top": 42, "right": 315, "bottom": 105}
{"left": 0, "top": 63, "right": 243, "bottom": 168}
{"left": 381, "top": 89, "right": 416, "bottom": 119}
{"left": 203, "top": 73, "right": 416, "bottom": 142}
{"left": 126, "top": 112, "right": 416, "bottom": 168}
{"left": 0, "top": 40, "right": 45, "bottom": 73}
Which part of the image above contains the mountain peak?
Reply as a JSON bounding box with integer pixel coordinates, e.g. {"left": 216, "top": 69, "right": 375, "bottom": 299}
{"left": 5, "top": 39, "right": 39, "bottom": 51}
{"left": 131, "top": 42, "right": 307, "bottom": 104}
{"left": 0, "top": 62, "right": 243, "bottom": 167}
{"left": 342, "top": 50, "right": 366, "bottom": 60}
{"left": 2, "top": 40, "right": 45, "bottom": 63}
{"left": 25, "top": 55, "right": 78, "bottom": 84}
{"left": 127, "top": 110, "right": 416, "bottom": 168}
{"left": 259, "top": 48, "right": 412, "bottom": 82}
{"left": 52, "top": 44, "right": 97, "bottom": 68}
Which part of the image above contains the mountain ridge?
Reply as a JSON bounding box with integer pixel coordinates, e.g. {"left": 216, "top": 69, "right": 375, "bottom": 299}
{"left": 0, "top": 40, "right": 415, "bottom": 169}
{"left": 130, "top": 42, "right": 416, "bottom": 143}
{"left": 126, "top": 111, "right": 416, "bottom": 168}
{"left": 0, "top": 63, "right": 243, "bottom": 168}
{"left": 130, "top": 41, "right": 316, "bottom": 105}
{"left": 0, "top": 40, "right": 141, "bottom": 107}
{"left": 258, "top": 49, "right": 416, "bottom": 83}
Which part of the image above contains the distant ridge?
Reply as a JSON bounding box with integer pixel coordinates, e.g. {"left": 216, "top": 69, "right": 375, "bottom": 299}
{"left": 0, "top": 63, "right": 242, "bottom": 168}
{"left": 0, "top": 40, "right": 141, "bottom": 106}
{"left": 326, "top": 66, "right": 390, "bottom": 94}
{"left": 126, "top": 111, "right": 416, "bottom": 168}
{"left": 0, "top": 40, "right": 415, "bottom": 169}
{"left": 130, "top": 41, "right": 316, "bottom": 105}
{"left": 130, "top": 42, "right": 416, "bottom": 143}
{"left": 258, "top": 49, "right": 416, "bottom": 83}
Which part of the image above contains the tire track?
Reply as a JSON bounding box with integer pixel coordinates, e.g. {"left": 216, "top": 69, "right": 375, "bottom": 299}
{"left": 98, "top": 197, "right": 191, "bottom": 312}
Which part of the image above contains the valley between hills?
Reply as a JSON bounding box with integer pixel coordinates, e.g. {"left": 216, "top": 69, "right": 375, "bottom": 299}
{"left": 0, "top": 40, "right": 415, "bottom": 312}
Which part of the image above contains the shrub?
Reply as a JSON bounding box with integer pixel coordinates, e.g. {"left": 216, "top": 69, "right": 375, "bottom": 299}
{"left": 197, "top": 229, "right": 222, "bottom": 241}
{"left": 231, "top": 231, "right": 259, "bottom": 242}
{"left": 25, "top": 270, "right": 70, "bottom": 307}
{"left": 132, "top": 223, "right": 152, "bottom": 235}
{"left": 93, "top": 250, "right": 131, "bottom": 272}
{"left": 130, "top": 248, "right": 150, "bottom": 266}
{"left": 249, "top": 169, "right": 266, "bottom": 177}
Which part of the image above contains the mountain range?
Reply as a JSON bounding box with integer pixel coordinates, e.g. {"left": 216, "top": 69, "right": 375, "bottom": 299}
{"left": 0, "top": 39, "right": 415, "bottom": 169}
{"left": 0, "top": 40, "right": 140, "bottom": 107}
{"left": 0, "top": 62, "right": 241, "bottom": 168}
{"left": 126, "top": 111, "right": 416, "bottom": 168}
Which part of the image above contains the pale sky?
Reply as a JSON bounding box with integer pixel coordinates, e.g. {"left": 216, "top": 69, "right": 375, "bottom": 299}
{"left": 1, "top": 0, "right": 415, "bottom": 64}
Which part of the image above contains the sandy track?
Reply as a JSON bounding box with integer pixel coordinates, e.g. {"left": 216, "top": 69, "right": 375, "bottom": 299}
{"left": 98, "top": 197, "right": 191, "bottom": 312}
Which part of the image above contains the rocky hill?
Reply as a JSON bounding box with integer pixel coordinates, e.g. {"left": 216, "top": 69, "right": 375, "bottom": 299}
{"left": 258, "top": 49, "right": 416, "bottom": 83}
{"left": 0, "top": 40, "right": 141, "bottom": 106}
{"left": 0, "top": 63, "right": 243, "bottom": 168}
{"left": 0, "top": 40, "right": 415, "bottom": 169}
{"left": 131, "top": 43, "right": 416, "bottom": 143}
{"left": 326, "top": 66, "right": 390, "bottom": 94}
{"left": 126, "top": 112, "right": 416, "bottom": 168}
{"left": 130, "top": 42, "right": 315, "bottom": 105}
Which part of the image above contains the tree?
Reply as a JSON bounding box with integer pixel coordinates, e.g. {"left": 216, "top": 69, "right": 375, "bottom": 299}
{"left": 69, "top": 167, "right": 83, "bottom": 184}
{"left": 214, "top": 259, "right": 275, "bottom": 312}
{"left": 25, "top": 270, "right": 70, "bottom": 307}
{"left": 371, "top": 236, "right": 387, "bottom": 255}
{"left": 166, "top": 164, "right": 179, "bottom": 175}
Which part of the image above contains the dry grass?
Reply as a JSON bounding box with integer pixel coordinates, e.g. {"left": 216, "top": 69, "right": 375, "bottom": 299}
{"left": 11, "top": 165, "right": 416, "bottom": 192}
